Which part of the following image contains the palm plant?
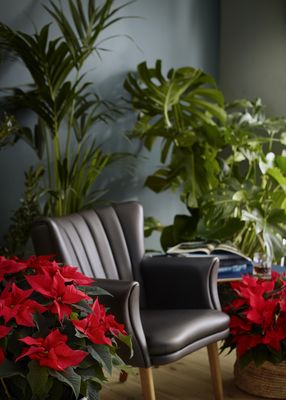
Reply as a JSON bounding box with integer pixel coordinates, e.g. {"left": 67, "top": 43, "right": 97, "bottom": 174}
{"left": 0, "top": 0, "right": 131, "bottom": 216}
{"left": 125, "top": 61, "right": 286, "bottom": 262}
{"left": 0, "top": 0, "right": 132, "bottom": 255}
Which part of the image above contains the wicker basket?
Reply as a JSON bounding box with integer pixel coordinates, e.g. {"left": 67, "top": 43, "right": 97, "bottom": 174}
{"left": 234, "top": 358, "right": 286, "bottom": 399}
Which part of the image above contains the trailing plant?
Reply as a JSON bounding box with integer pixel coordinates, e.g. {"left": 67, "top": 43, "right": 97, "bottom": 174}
{"left": 125, "top": 61, "right": 286, "bottom": 262}
{"left": 0, "top": 0, "right": 132, "bottom": 254}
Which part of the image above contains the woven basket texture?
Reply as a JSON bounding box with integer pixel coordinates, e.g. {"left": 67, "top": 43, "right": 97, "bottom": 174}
{"left": 234, "top": 359, "right": 286, "bottom": 399}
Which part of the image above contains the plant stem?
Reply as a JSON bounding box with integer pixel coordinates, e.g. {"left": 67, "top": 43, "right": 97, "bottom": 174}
{"left": 1, "top": 378, "right": 12, "bottom": 399}
{"left": 52, "top": 120, "right": 62, "bottom": 216}
{"left": 45, "top": 123, "right": 52, "bottom": 190}
{"left": 65, "top": 69, "right": 80, "bottom": 160}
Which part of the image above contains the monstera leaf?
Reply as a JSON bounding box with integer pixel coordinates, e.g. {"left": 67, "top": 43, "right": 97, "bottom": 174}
{"left": 124, "top": 60, "right": 226, "bottom": 158}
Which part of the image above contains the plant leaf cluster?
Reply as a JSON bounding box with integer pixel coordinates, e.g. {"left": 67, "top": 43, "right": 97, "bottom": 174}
{"left": 125, "top": 61, "right": 286, "bottom": 261}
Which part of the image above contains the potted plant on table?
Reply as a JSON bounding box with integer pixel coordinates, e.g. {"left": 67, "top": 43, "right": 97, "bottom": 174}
{"left": 0, "top": 255, "right": 130, "bottom": 400}
{"left": 221, "top": 271, "right": 286, "bottom": 398}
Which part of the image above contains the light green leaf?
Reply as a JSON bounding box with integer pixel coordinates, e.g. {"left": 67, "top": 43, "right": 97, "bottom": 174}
{"left": 268, "top": 167, "right": 286, "bottom": 191}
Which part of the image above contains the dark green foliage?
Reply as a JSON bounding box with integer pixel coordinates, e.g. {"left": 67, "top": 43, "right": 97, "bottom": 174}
{"left": 0, "top": 167, "right": 43, "bottom": 257}
{"left": 125, "top": 62, "right": 286, "bottom": 261}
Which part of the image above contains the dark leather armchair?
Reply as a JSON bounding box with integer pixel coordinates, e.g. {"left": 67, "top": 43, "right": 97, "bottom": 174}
{"left": 31, "top": 201, "right": 229, "bottom": 400}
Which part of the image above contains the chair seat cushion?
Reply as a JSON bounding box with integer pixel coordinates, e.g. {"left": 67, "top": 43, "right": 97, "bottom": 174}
{"left": 141, "top": 309, "right": 229, "bottom": 357}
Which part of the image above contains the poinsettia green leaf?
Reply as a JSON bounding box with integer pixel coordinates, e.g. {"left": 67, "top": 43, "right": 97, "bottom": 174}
{"left": 27, "top": 360, "right": 50, "bottom": 397}
{"left": 72, "top": 299, "right": 93, "bottom": 314}
{"left": 236, "top": 351, "right": 254, "bottom": 369}
{"left": 33, "top": 311, "right": 51, "bottom": 337}
{"left": 86, "top": 379, "right": 101, "bottom": 400}
{"left": 117, "top": 332, "right": 133, "bottom": 357}
{"left": 87, "top": 344, "right": 112, "bottom": 375}
{"left": 49, "top": 367, "right": 81, "bottom": 399}
{"left": 0, "top": 359, "right": 24, "bottom": 378}
{"left": 77, "top": 284, "right": 111, "bottom": 297}
{"left": 253, "top": 347, "right": 272, "bottom": 367}
{"left": 110, "top": 352, "right": 132, "bottom": 374}
{"left": 76, "top": 363, "right": 105, "bottom": 382}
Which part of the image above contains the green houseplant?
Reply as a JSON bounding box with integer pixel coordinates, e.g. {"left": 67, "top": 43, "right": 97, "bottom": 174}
{"left": 124, "top": 61, "right": 286, "bottom": 262}
{"left": 0, "top": 0, "right": 132, "bottom": 256}
{"left": 0, "top": 254, "right": 130, "bottom": 400}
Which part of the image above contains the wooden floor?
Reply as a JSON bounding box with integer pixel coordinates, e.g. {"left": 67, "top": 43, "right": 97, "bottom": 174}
{"left": 100, "top": 347, "right": 262, "bottom": 400}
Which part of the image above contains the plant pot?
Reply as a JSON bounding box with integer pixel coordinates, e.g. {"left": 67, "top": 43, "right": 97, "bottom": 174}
{"left": 234, "top": 358, "right": 286, "bottom": 399}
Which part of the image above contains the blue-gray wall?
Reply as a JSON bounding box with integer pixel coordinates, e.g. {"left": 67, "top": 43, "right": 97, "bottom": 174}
{"left": 220, "top": 0, "right": 286, "bottom": 116}
{"left": 0, "top": 0, "right": 220, "bottom": 251}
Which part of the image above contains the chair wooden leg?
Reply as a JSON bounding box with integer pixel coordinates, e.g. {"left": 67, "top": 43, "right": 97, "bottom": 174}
{"left": 207, "top": 342, "right": 224, "bottom": 400}
{"left": 139, "top": 367, "right": 156, "bottom": 400}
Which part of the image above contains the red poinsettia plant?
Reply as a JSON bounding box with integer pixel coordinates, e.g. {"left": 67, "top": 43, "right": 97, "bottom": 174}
{"left": 221, "top": 271, "right": 286, "bottom": 367}
{"left": 0, "top": 255, "right": 131, "bottom": 400}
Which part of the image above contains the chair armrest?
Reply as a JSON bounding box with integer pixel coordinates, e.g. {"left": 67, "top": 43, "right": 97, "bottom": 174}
{"left": 140, "top": 255, "right": 221, "bottom": 310}
{"left": 95, "top": 278, "right": 151, "bottom": 368}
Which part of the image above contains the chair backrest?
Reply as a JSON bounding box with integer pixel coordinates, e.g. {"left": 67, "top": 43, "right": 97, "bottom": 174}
{"left": 31, "top": 201, "right": 145, "bottom": 284}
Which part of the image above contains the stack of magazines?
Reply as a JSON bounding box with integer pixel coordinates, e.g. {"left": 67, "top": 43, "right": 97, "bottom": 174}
{"left": 166, "top": 241, "right": 253, "bottom": 275}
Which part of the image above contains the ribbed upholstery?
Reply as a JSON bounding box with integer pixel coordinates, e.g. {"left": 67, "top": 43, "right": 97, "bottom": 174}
{"left": 32, "top": 202, "right": 145, "bottom": 282}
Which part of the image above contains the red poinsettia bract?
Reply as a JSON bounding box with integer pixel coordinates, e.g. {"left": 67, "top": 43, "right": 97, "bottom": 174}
{"left": 26, "top": 255, "right": 95, "bottom": 286}
{"left": 26, "top": 270, "right": 90, "bottom": 320}
{"left": 0, "top": 256, "right": 28, "bottom": 280}
{"left": 0, "top": 253, "right": 129, "bottom": 389}
{"left": 0, "top": 283, "right": 46, "bottom": 327}
{"left": 72, "top": 298, "right": 126, "bottom": 346}
{"left": 225, "top": 271, "right": 286, "bottom": 357}
{"left": 16, "top": 329, "right": 88, "bottom": 371}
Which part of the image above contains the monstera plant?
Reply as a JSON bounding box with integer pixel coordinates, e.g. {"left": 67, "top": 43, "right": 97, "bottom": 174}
{"left": 124, "top": 61, "right": 286, "bottom": 262}
{"left": 0, "top": 0, "right": 132, "bottom": 256}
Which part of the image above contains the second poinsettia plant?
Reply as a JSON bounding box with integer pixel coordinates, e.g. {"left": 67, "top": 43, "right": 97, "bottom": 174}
{"left": 0, "top": 255, "right": 131, "bottom": 400}
{"left": 221, "top": 271, "right": 286, "bottom": 367}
